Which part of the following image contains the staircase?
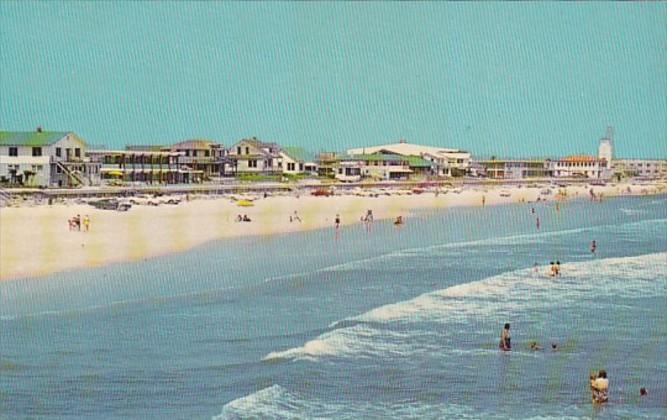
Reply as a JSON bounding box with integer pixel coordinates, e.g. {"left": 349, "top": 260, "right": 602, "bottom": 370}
{"left": 55, "top": 161, "right": 87, "bottom": 186}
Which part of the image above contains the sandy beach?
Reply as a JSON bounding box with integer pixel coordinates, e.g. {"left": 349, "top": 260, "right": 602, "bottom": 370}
{"left": 1, "top": 181, "right": 664, "bottom": 281}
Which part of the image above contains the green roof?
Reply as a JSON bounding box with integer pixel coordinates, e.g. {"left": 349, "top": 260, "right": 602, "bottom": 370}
{"left": 0, "top": 131, "right": 70, "bottom": 147}
{"left": 405, "top": 155, "right": 433, "bottom": 168}
{"left": 282, "top": 146, "right": 315, "bottom": 162}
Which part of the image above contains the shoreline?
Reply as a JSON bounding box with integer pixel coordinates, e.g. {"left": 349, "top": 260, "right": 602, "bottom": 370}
{"left": 1, "top": 181, "right": 665, "bottom": 282}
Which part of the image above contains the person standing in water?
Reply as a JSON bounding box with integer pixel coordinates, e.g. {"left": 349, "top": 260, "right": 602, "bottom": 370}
{"left": 499, "top": 323, "right": 511, "bottom": 351}
{"left": 590, "top": 370, "right": 609, "bottom": 403}
{"left": 590, "top": 240, "right": 597, "bottom": 254}
{"left": 536, "top": 217, "right": 540, "bottom": 230}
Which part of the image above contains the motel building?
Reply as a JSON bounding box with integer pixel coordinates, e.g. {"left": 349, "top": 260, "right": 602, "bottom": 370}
{"left": 0, "top": 129, "right": 100, "bottom": 187}
{"left": 475, "top": 158, "right": 553, "bottom": 179}
{"left": 88, "top": 149, "right": 189, "bottom": 184}
{"left": 612, "top": 159, "right": 667, "bottom": 179}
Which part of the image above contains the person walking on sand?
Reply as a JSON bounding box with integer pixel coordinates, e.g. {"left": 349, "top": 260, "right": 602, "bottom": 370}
{"left": 75, "top": 214, "right": 81, "bottom": 231}
{"left": 335, "top": 214, "right": 340, "bottom": 229}
{"left": 83, "top": 215, "right": 90, "bottom": 232}
{"left": 292, "top": 211, "right": 302, "bottom": 223}
{"left": 499, "top": 323, "right": 511, "bottom": 351}
{"left": 482, "top": 195, "right": 486, "bottom": 207}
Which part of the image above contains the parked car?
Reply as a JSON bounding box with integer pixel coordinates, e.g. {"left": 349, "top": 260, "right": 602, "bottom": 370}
{"left": 311, "top": 188, "right": 331, "bottom": 197}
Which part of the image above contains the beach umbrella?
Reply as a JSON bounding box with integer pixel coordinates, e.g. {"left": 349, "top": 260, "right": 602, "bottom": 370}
{"left": 236, "top": 199, "right": 254, "bottom": 207}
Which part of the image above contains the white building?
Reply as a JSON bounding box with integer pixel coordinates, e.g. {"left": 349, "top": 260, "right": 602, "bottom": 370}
{"left": 228, "top": 138, "right": 282, "bottom": 174}
{"left": 548, "top": 155, "right": 609, "bottom": 179}
{"left": 0, "top": 129, "right": 100, "bottom": 187}
{"left": 334, "top": 160, "right": 362, "bottom": 182}
{"left": 279, "top": 147, "right": 318, "bottom": 176}
{"left": 347, "top": 140, "right": 470, "bottom": 177}
{"left": 612, "top": 159, "right": 666, "bottom": 179}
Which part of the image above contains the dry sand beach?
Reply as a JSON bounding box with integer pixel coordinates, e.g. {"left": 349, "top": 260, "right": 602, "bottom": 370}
{"left": 1, "top": 181, "right": 664, "bottom": 281}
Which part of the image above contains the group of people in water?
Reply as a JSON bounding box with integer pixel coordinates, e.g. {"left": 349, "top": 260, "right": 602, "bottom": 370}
{"left": 500, "top": 317, "right": 650, "bottom": 404}
{"left": 67, "top": 214, "right": 90, "bottom": 232}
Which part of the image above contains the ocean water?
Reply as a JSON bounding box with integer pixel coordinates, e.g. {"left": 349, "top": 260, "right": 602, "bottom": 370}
{"left": 1, "top": 195, "right": 666, "bottom": 419}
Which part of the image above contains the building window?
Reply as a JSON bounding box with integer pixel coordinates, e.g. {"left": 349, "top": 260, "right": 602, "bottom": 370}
{"left": 248, "top": 160, "right": 257, "bottom": 168}
{"left": 287, "top": 162, "right": 295, "bottom": 171}
{"left": 299, "top": 163, "right": 304, "bottom": 171}
{"left": 237, "top": 147, "right": 241, "bottom": 155}
{"left": 75, "top": 148, "right": 81, "bottom": 158}
{"left": 56, "top": 147, "right": 62, "bottom": 157}
{"left": 9, "top": 147, "right": 18, "bottom": 156}
{"left": 245, "top": 147, "right": 250, "bottom": 155}
{"left": 56, "top": 165, "right": 62, "bottom": 174}
{"left": 32, "top": 147, "right": 42, "bottom": 156}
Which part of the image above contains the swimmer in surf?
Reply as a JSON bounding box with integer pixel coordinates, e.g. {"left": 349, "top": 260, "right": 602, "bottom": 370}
{"left": 499, "top": 323, "right": 511, "bottom": 351}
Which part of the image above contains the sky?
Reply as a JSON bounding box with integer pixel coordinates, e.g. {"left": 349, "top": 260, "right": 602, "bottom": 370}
{"left": 1, "top": 2, "right": 665, "bottom": 158}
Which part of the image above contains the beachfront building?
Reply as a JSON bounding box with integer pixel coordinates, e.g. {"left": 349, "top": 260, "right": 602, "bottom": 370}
{"left": 228, "top": 138, "right": 282, "bottom": 175}
{"left": 347, "top": 154, "right": 413, "bottom": 181}
{"left": 548, "top": 155, "right": 609, "bottom": 179}
{"left": 334, "top": 159, "right": 363, "bottom": 182}
{"left": 279, "top": 147, "right": 318, "bottom": 176}
{"left": 316, "top": 152, "right": 342, "bottom": 178}
{"left": 475, "top": 158, "right": 552, "bottom": 179}
{"left": 170, "top": 139, "right": 232, "bottom": 180}
{"left": 0, "top": 129, "right": 101, "bottom": 187}
{"left": 88, "top": 149, "right": 189, "bottom": 184}
{"left": 612, "top": 159, "right": 667, "bottom": 179}
{"left": 347, "top": 140, "right": 470, "bottom": 177}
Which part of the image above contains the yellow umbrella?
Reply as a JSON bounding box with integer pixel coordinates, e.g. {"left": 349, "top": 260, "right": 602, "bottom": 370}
{"left": 236, "top": 199, "right": 254, "bottom": 207}
{"left": 106, "top": 170, "right": 124, "bottom": 177}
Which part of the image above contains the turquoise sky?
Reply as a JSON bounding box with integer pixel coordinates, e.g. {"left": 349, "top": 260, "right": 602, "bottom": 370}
{"left": 1, "top": 2, "right": 665, "bottom": 158}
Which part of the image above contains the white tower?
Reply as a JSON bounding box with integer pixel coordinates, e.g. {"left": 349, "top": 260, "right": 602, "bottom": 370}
{"left": 598, "top": 126, "right": 613, "bottom": 163}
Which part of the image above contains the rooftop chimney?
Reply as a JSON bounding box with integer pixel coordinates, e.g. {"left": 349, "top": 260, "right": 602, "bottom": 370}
{"left": 36, "top": 126, "right": 43, "bottom": 133}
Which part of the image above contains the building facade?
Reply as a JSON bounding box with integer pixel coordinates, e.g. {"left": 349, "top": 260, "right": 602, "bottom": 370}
{"left": 612, "top": 159, "right": 667, "bottom": 179}
{"left": 279, "top": 147, "right": 318, "bottom": 176}
{"left": 88, "top": 149, "right": 187, "bottom": 184}
{"left": 228, "top": 138, "right": 282, "bottom": 174}
{"left": 170, "top": 139, "right": 231, "bottom": 179}
{"left": 475, "top": 159, "right": 552, "bottom": 179}
{"left": 0, "top": 130, "right": 100, "bottom": 187}
{"left": 347, "top": 140, "right": 470, "bottom": 177}
{"left": 548, "top": 155, "right": 609, "bottom": 179}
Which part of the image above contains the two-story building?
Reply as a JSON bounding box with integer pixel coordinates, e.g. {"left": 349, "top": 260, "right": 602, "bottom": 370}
{"left": 347, "top": 140, "right": 470, "bottom": 177}
{"left": 170, "top": 139, "right": 232, "bottom": 180}
{"left": 548, "top": 155, "right": 609, "bottom": 179}
{"left": 475, "top": 158, "right": 552, "bottom": 179}
{"left": 228, "top": 138, "right": 282, "bottom": 175}
{"left": 0, "top": 129, "right": 100, "bottom": 187}
{"left": 88, "top": 149, "right": 185, "bottom": 184}
{"left": 612, "top": 159, "right": 667, "bottom": 179}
